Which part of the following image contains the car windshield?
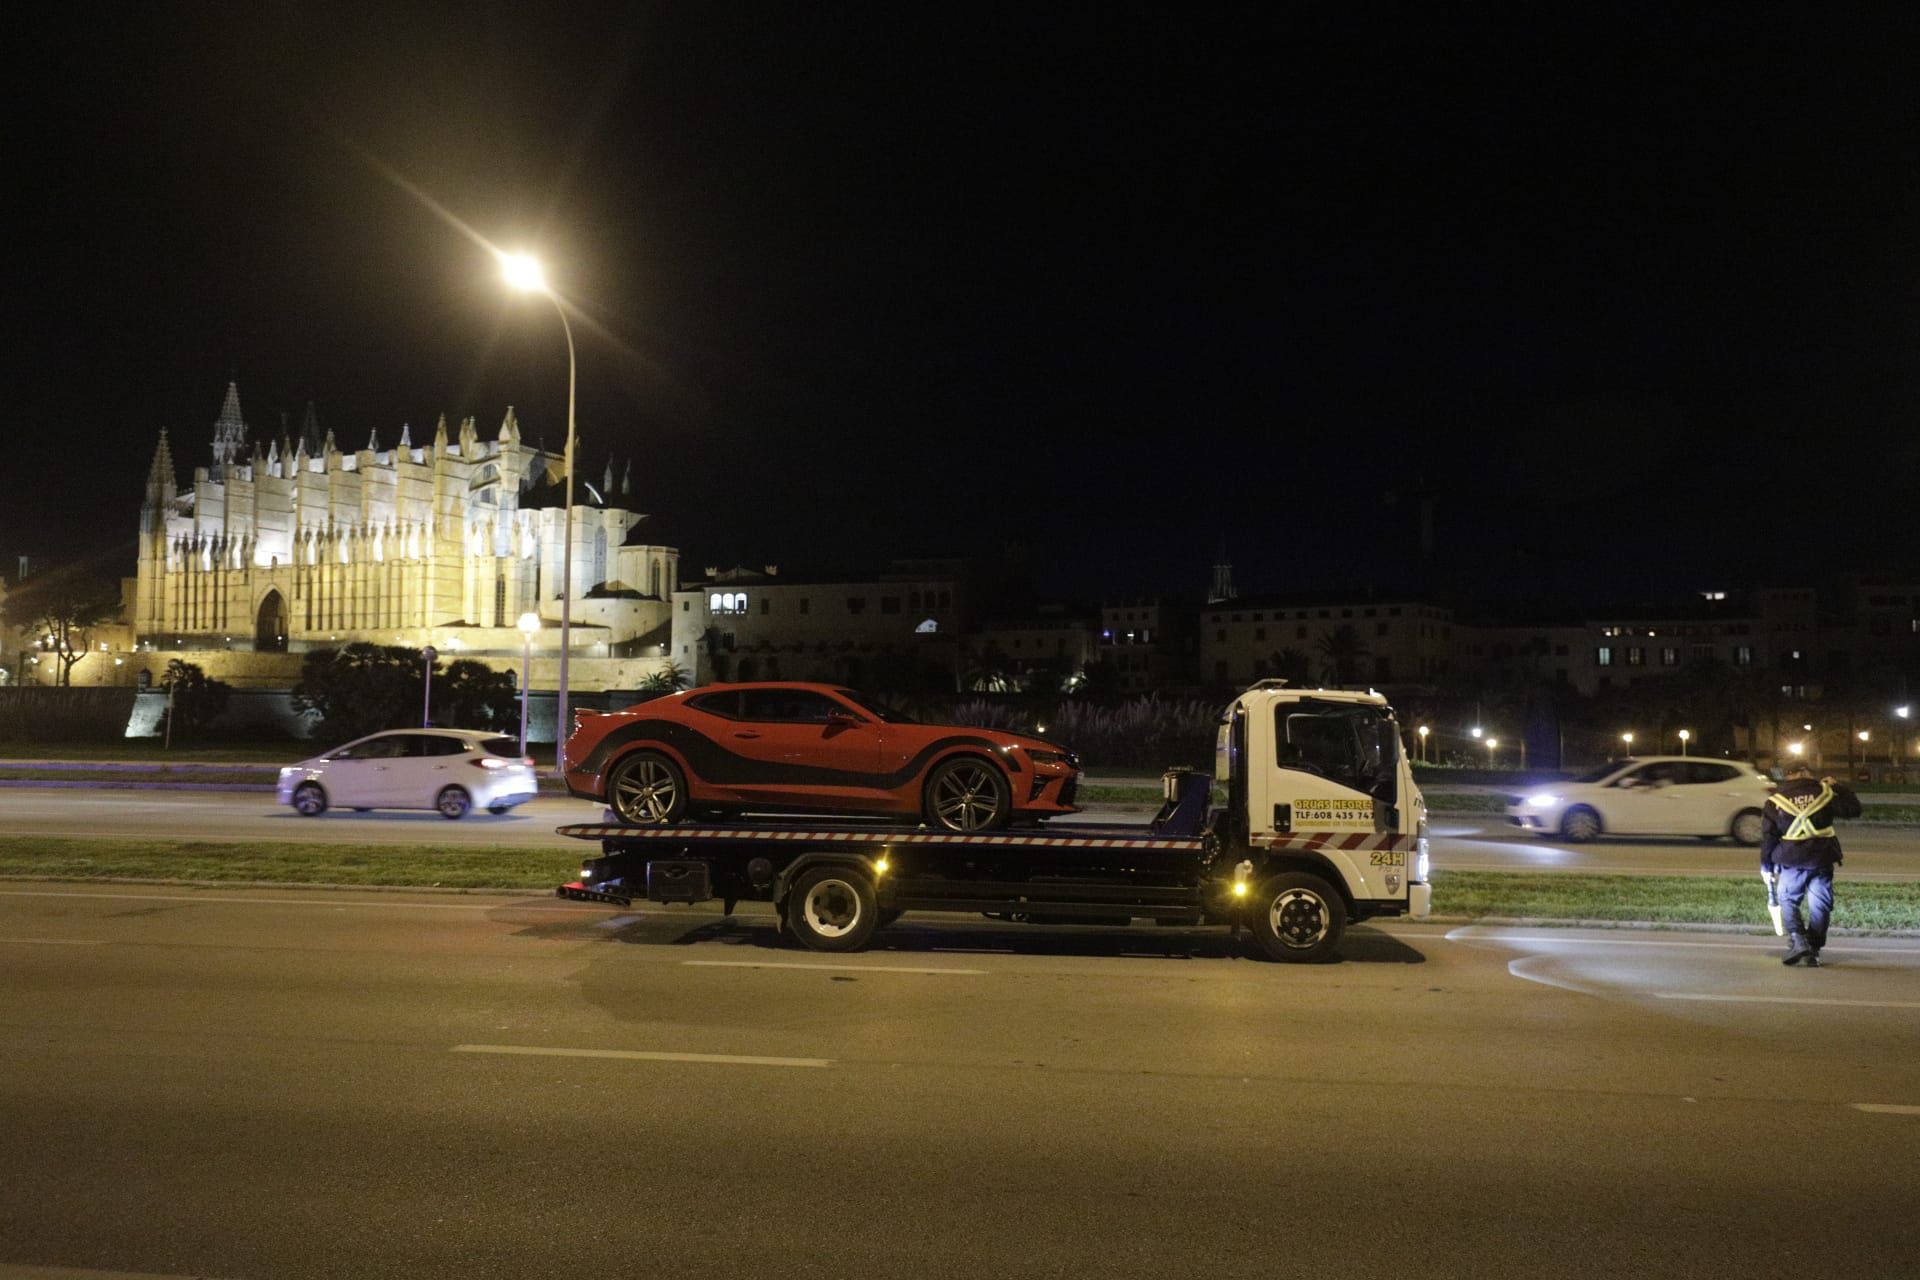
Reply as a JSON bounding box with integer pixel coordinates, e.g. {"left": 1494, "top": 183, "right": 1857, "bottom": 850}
{"left": 834, "top": 689, "right": 917, "bottom": 724}
{"left": 1273, "top": 699, "right": 1400, "bottom": 799}
{"left": 1574, "top": 762, "right": 1627, "bottom": 784}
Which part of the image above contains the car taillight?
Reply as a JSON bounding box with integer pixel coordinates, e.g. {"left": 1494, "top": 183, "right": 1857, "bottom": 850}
{"left": 523, "top": 756, "right": 535, "bottom": 767}
{"left": 472, "top": 757, "right": 509, "bottom": 770}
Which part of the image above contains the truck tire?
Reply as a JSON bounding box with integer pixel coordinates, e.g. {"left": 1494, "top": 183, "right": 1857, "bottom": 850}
{"left": 1248, "top": 871, "right": 1345, "bottom": 963}
{"left": 607, "top": 752, "right": 688, "bottom": 825}
{"left": 784, "top": 866, "right": 879, "bottom": 952}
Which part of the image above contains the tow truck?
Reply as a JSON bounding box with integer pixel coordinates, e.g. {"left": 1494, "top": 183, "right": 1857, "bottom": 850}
{"left": 555, "top": 682, "right": 1431, "bottom": 962}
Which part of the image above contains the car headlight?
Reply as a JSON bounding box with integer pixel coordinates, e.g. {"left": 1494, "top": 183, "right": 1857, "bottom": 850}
{"left": 1524, "top": 793, "right": 1561, "bottom": 808}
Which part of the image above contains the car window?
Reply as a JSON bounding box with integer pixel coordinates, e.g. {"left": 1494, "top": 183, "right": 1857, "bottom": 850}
{"left": 834, "top": 689, "right": 916, "bottom": 723}
{"left": 738, "top": 689, "right": 844, "bottom": 722}
{"left": 479, "top": 736, "right": 520, "bottom": 757}
{"left": 1574, "top": 762, "right": 1626, "bottom": 784}
{"left": 416, "top": 735, "right": 470, "bottom": 757}
{"left": 686, "top": 692, "right": 742, "bottom": 719}
{"left": 344, "top": 736, "right": 407, "bottom": 760}
{"left": 1683, "top": 762, "right": 1740, "bottom": 784}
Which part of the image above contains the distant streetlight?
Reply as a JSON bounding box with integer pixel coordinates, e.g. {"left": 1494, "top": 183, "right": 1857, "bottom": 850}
{"left": 421, "top": 645, "right": 438, "bottom": 727}
{"left": 1788, "top": 741, "right": 1805, "bottom": 758}
{"left": 1621, "top": 731, "right": 1635, "bottom": 755}
{"left": 1485, "top": 737, "right": 1499, "bottom": 766}
{"left": 1417, "top": 724, "right": 1430, "bottom": 764}
{"left": 501, "top": 249, "right": 577, "bottom": 776}
{"left": 517, "top": 612, "right": 541, "bottom": 758}
{"left": 1470, "top": 726, "right": 1484, "bottom": 740}
{"left": 1896, "top": 705, "right": 1912, "bottom": 720}
{"left": 1678, "top": 728, "right": 1691, "bottom": 756}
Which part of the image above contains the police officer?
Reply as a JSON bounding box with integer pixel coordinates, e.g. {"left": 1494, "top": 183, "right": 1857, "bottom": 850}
{"left": 1760, "top": 762, "right": 1862, "bottom": 966}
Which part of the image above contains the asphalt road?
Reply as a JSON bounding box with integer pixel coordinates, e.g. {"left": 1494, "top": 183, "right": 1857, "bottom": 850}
{"left": 1, "top": 884, "right": 1917, "bottom": 1279}
{"left": 4, "top": 787, "right": 1917, "bottom": 879}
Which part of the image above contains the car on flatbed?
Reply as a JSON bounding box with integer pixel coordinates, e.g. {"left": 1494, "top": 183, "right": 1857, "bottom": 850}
{"left": 562, "top": 682, "right": 1081, "bottom": 831}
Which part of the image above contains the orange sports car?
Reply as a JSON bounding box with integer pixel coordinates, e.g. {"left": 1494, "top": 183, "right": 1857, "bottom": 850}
{"left": 563, "top": 682, "right": 1081, "bottom": 830}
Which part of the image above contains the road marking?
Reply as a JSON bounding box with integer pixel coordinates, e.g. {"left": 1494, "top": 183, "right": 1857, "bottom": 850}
{"left": 452, "top": 1043, "right": 830, "bottom": 1068}
{"left": 0, "top": 889, "right": 539, "bottom": 912}
{"left": 682, "top": 959, "right": 987, "bottom": 975}
{"left": 1449, "top": 927, "right": 1920, "bottom": 955}
{"left": 0, "top": 937, "right": 106, "bottom": 946}
{"left": 1656, "top": 993, "right": 1920, "bottom": 1010}
{"left": 0, "top": 1266, "right": 236, "bottom": 1279}
{"left": 1852, "top": 1103, "right": 1920, "bottom": 1116}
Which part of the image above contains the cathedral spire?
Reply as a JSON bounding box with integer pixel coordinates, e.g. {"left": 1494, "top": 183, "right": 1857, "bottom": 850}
{"left": 146, "top": 429, "right": 177, "bottom": 501}
{"left": 298, "top": 401, "right": 323, "bottom": 456}
{"left": 211, "top": 381, "right": 248, "bottom": 473}
{"left": 368, "top": 426, "right": 380, "bottom": 452}
{"left": 621, "top": 457, "right": 632, "bottom": 498}
{"left": 499, "top": 406, "right": 520, "bottom": 444}
{"left": 398, "top": 422, "right": 412, "bottom": 449}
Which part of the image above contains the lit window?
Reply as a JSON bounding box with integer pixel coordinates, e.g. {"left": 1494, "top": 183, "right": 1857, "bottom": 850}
{"left": 1597, "top": 647, "right": 1613, "bottom": 666}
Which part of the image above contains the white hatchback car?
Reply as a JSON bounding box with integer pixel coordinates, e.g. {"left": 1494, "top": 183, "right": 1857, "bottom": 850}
{"left": 278, "top": 729, "right": 538, "bottom": 819}
{"left": 1506, "top": 756, "right": 1773, "bottom": 845}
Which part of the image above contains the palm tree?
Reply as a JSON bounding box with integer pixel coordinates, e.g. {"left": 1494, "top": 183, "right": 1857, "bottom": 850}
{"left": 640, "top": 663, "right": 689, "bottom": 694}
{"left": 1314, "top": 625, "right": 1372, "bottom": 685}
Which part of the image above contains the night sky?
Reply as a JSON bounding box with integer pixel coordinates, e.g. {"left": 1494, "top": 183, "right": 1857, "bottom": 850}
{"left": 8, "top": 4, "right": 1920, "bottom": 610}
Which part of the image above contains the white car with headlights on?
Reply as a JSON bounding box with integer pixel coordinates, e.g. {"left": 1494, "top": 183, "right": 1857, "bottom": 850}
{"left": 278, "top": 729, "right": 538, "bottom": 819}
{"left": 1506, "top": 756, "right": 1772, "bottom": 844}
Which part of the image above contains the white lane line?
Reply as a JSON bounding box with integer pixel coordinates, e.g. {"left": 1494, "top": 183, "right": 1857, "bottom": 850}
{"left": 1852, "top": 1103, "right": 1920, "bottom": 1116}
{"left": 0, "top": 937, "right": 107, "bottom": 946}
{"left": 0, "top": 889, "right": 543, "bottom": 912}
{"left": 1656, "top": 993, "right": 1920, "bottom": 1010}
{"left": 682, "top": 959, "right": 987, "bottom": 975}
{"left": 452, "top": 1043, "right": 830, "bottom": 1068}
{"left": 1448, "top": 927, "right": 1920, "bottom": 955}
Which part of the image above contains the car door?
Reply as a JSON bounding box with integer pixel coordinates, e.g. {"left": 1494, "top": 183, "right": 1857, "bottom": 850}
{"left": 328, "top": 734, "right": 410, "bottom": 806}
{"left": 1677, "top": 761, "right": 1748, "bottom": 834}
{"left": 1598, "top": 762, "right": 1672, "bottom": 833}
{"left": 404, "top": 734, "right": 472, "bottom": 808}
{"left": 726, "top": 688, "right": 885, "bottom": 806}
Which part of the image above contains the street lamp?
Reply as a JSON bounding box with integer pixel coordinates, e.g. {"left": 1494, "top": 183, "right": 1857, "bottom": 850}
{"left": 1416, "top": 724, "right": 1429, "bottom": 763}
{"left": 1470, "top": 726, "right": 1484, "bottom": 740}
{"left": 1788, "top": 741, "right": 1805, "bottom": 758}
{"left": 517, "top": 611, "right": 540, "bottom": 758}
{"left": 1485, "top": 736, "right": 1499, "bottom": 766}
{"left": 421, "top": 645, "right": 438, "bottom": 727}
{"left": 1621, "top": 731, "right": 1635, "bottom": 756}
{"left": 502, "top": 250, "right": 577, "bottom": 775}
{"left": 1677, "top": 728, "right": 1691, "bottom": 756}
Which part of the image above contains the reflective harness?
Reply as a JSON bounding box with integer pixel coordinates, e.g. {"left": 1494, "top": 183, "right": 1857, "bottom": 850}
{"left": 1768, "top": 784, "right": 1836, "bottom": 842}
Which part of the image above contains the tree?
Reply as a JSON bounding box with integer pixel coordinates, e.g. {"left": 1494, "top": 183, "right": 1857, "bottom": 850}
{"left": 436, "top": 659, "right": 517, "bottom": 729}
{"left": 1314, "top": 625, "right": 1372, "bottom": 685}
{"left": 291, "top": 644, "right": 423, "bottom": 742}
{"left": 162, "top": 660, "right": 231, "bottom": 741}
{"left": 0, "top": 572, "right": 119, "bottom": 686}
{"left": 1264, "top": 647, "right": 1315, "bottom": 685}
{"left": 640, "top": 663, "right": 690, "bottom": 694}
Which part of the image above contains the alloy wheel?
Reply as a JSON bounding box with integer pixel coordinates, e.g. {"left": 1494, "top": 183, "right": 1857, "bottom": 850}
{"left": 613, "top": 758, "right": 680, "bottom": 823}
{"left": 932, "top": 762, "right": 1003, "bottom": 831}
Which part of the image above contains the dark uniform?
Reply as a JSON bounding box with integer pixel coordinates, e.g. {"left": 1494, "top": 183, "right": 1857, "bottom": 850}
{"left": 1760, "top": 772, "right": 1862, "bottom": 966}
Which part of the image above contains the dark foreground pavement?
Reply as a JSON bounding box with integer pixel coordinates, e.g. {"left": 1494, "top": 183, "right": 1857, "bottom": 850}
{"left": 2, "top": 884, "right": 1918, "bottom": 1279}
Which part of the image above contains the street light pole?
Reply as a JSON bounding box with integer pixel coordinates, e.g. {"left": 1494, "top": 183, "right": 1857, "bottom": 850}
{"left": 502, "top": 252, "right": 577, "bottom": 778}
{"left": 421, "top": 645, "right": 437, "bottom": 727}
{"left": 517, "top": 612, "right": 540, "bottom": 759}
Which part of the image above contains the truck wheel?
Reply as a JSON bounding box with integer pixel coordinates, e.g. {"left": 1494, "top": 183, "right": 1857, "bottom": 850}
{"left": 1248, "top": 871, "right": 1345, "bottom": 963}
{"left": 292, "top": 782, "right": 328, "bottom": 817}
{"left": 608, "top": 752, "right": 687, "bottom": 826}
{"left": 1730, "top": 808, "right": 1764, "bottom": 847}
{"left": 923, "top": 757, "right": 1011, "bottom": 831}
{"left": 784, "top": 866, "right": 879, "bottom": 952}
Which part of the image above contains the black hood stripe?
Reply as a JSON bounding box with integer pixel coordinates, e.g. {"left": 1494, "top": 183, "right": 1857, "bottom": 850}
{"left": 577, "top": 718, "right": 1016, "bottom": 791}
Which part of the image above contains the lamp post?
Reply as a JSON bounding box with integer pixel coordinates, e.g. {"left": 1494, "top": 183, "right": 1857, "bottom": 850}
{"left": 421, "top": 645, "right": 437, "bottom": 727}
{"left": 1621, "top": 730, "right": 1634, "bottom": 757}
{"left": 1416, "top": 724, "right": 1429, "bottom": 764}
{"left": 1898, "top": 705, "right": 1912, "bottom": 768}
{"left": 1677, "top": 728, "right": 1691, "bottom": 757}
{"left": 517, "top": 611, "right": 540, "bottom": 758}
{"left": 502, "top": 251, "right": 577, "bottom": 776}
{"left": 1486, "top": 736, "right": 1499, "bottom": 767}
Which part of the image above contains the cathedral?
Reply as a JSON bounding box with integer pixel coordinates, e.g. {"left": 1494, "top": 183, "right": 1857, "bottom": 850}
{"left": 133, "top": 383, "right": 679, "bottom": 681}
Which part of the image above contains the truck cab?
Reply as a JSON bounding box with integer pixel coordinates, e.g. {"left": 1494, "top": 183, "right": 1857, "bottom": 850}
{"left": 1212, "top": 682, "right": 1432, "bottom": 938}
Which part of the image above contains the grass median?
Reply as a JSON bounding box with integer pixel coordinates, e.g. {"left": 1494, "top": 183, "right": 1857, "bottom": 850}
{"left": 6, "top": 835, "right": 1919, "bottom": 931}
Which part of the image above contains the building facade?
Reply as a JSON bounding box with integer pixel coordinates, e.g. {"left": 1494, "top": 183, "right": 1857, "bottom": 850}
{"left": 132, "top": 383, "right": 678, "bottom": 683}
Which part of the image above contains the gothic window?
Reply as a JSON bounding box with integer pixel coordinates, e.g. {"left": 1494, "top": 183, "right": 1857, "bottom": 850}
{"left": 592, "top": 527, "right": 607, "bottom": 587}
{"left": 494, "top": 575, "right": 506, "bottom": 628}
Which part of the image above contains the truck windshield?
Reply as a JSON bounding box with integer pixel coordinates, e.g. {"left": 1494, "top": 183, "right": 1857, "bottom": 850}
{"left": 1274, "top": 700, "right": 1400, "bottom": 798}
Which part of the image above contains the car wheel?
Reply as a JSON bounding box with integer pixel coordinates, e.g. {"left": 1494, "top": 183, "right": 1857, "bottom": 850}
{"left": 436, "top": 786, "right": 471, "bottom": 820}
{"left": 292, "top": 782, "right": 328, "bottom": 817}
{"left": 1560, "top": 807, "right": 1602, "bottom": 842}
{"left": 488, "top": 804, "right": 509, "bottom": 816}
{"left": 1730, "top": 808, "right": 1765, "bottom": 847}
{"left": 1247, "top": 871, "right": 1345, "bottom": 963}
{"left": 784, "top": 866, "right": 879, "bottom": 952}
{"left": 607, "top": 752, "right": 688, "bottom": 826}
{"left": 924, "top": 757, "right": 1011, "bottom": 832}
